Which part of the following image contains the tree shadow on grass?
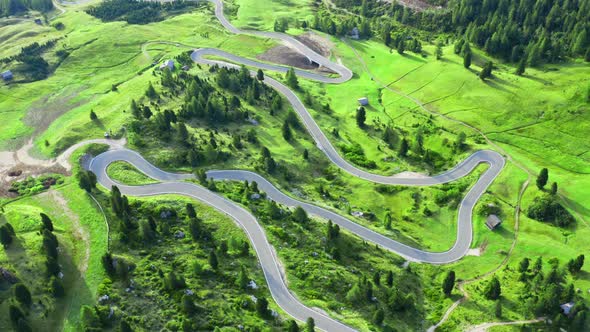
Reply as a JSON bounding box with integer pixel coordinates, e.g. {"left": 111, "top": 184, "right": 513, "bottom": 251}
{"left": 400, "top": 52, "right": 428, "bottom": 64}
{"left": 522, "top": 74, "right": 552, "bottom": 86}
{"left": 492, "top": 75, "right": 518, "bottom": 89}
{"left": 91, "top": 118, "right": 106, "bottom": 132}
{"left": 485, "top": 79, "right": 515, "bottom": 95}
{"left": 561, "top": 195, "right": 590, "bottom": 221}
{"left": 491, "top": 225, "right": 514, "bottom": 240}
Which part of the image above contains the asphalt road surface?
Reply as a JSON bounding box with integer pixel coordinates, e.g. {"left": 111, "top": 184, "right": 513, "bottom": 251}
{"left": 87, "top": 0, "right": 506, "bottom": 330}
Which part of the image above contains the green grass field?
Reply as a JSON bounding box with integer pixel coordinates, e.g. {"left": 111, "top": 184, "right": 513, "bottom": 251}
{"left": 2, "top": 0, "right": 590, "bottom": 330}
{"left": 107, "top": 161, "right": 157, "bottom": 185}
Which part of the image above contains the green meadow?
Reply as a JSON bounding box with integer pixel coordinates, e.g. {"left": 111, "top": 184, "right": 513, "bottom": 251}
{"left": 225, "top": 0, "right": 314, "bottom": 31}
{"left": 1, "top": 0, "right": 589, "bottom": 330}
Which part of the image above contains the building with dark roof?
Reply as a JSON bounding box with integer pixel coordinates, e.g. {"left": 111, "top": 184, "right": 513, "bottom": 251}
{"left": 485, "top": 214, "right": 502, "bottom": 230}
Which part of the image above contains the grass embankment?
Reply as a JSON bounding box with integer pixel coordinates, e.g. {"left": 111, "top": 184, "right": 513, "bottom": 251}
{"left": 106, "top": 161, "right": 157, "bottom": 185}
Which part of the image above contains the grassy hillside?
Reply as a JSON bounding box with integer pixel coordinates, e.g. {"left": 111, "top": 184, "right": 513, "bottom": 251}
{"left": 0, "top": 5, "right": 276, "bottom": 152}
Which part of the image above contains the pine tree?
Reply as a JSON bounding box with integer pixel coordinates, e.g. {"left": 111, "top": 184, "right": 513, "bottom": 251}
{"left": 0, "top": 224, "right": 14, "bottom": 247}
{"left": 386, "top": 270, "right": 394, "bottom": 287}
{"left": 550, "top": 182, "right": 558, "bottom": 195}
{"left": 177, "top": 122, "right": 189, "bottom": 142}
{"left": 536, "top": 168, "right": 549, "bottom": 189}
{"left": 282, "top": 121, "right": 293, "bottom": 141}
{"left": 518, "top": 258, "right": 530, "bottom": 273}
{"left": 435, "top": 41, "right": 443, "bottom": 60}
{"left": 256, "top": 69, "right": 264, "bottom": 81}
{"left": 292, "top": 206, "right": 308, "bottom": 223}
{"left": 208, "top": 251, "right": 218, "bottom": 270}
{"left": 90, "top": 110, "right": 97, "bottom": 121}
{"left": 479, "top": 61, "right": 493, "bottom": 80}
{"left": 14, "top": 283, "right": 32, "bottom": 307}
{"left": 186, "top": 203, "right": 196, "bottom": 219}
{"left": 50, "top": 276, "right": 65, "bottom": 297}
{"left": 285, "top": 67, "right": 299, "bottom": 89}
{"left": 585, "top": 48, "right": 590, "bottom": 62}
{"left": 484, "top": 276, "right": 501, "bottom": 300}
{"left": 146, "top": 82, "right": 157, "bottom": 99}
{"left": 442, "top": 271, "right": 455, "bottom": 296}
{"left": 373, "top": 307, "right": 385, "bottom": 325}
{"left": 256, "top": 297, "right": 270, "bottom": 317}
{"left": 356, "top": 107, "right": 366, "bottom": 127}
{"left": 287, "top": 320, "right": 300, "bottom": 332}
{"left": 397, "top": 39, "right": 405, "bottom": 55}
{"left": 454, "top": 39, "right": 465, "bottom": 54}
{"left": 516, "top": 58, "right": 526, "bottom": 75}
{"left": 237, "top": 265, "right": 249, "bottom": 289}
{"left": 306, "top": 317, "right": 315, "bottom": 332}
{"left": 399, "top": 138, "right": 409, "bottom": 157}
{"left": 573, "top": 30, "right": 588, "bottom": 55}
{"left": 463, "top": 51, "right": 472, "bottom": 68}
{"left": 528, "top": 44, "right": 541, "bottom": 67}
{"left": 142, "top": 106, "right": 152, "bottom": 119}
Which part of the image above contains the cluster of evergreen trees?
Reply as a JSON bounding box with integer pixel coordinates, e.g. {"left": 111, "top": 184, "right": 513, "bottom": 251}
{"left": 0, "top": 0, "right": 53, "bottom": 17}
{"left": 515, "top": 256, "right": 587, "bottom": 329}
{"left": 93, "top": 184, "right": 324, "bottom": 331}
{"left": 127, "top": 64, "right": 287, "bottom": 170}
{"left": 86, "top": 0, "right": 196, "bottom": 24}
{"left": 328, "top": 0, "right": 590, "bottom": 64}
{"left": 0, "top": 40, "right": 58, "bottom": 81}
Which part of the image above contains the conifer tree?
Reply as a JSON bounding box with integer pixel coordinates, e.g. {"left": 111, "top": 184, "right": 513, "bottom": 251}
{"left": 442, "top": 271, "right": 455, "bottom": 296}
{"left": 282, "top": 121, "right": 293, "bottom": 141}
{"left": 356, "top": 107, "right": 366, "bottom": 127}
{"left": 516, "top": 58, "right": 526, "bottom": 75}
{"left": 536, "top": 168, "right": 548, "bottom": 189}
{"left": 285, "top": 67, "right": 299, "bottom": 89}
{"left": 463, "top": 51, "right": 471, "bottom": 68}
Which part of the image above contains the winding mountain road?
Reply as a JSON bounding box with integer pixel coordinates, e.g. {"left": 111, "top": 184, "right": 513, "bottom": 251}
{"left": 85, "top": 0, "right": 506, "bottom": 330}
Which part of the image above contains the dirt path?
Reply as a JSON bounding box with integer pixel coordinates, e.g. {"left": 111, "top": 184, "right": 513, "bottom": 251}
{"left": 466, "top": 318, "right": 545, "bottom": 332}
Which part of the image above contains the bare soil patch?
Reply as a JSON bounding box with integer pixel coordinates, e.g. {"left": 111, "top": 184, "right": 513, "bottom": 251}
{"left": 257, "top": 45, "right": 320, "bottom": 70}
{"left": 295, "top": 32, "right": 333, "bottom": 57}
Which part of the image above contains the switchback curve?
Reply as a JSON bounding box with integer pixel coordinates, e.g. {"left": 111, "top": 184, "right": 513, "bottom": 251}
{"left": 86, "top": 0, "right": 506, "bottom": 330}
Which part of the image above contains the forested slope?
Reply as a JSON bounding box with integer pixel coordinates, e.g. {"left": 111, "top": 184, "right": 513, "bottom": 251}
{"left": 0, "top": 0, "right": 53, "bottom": 17}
